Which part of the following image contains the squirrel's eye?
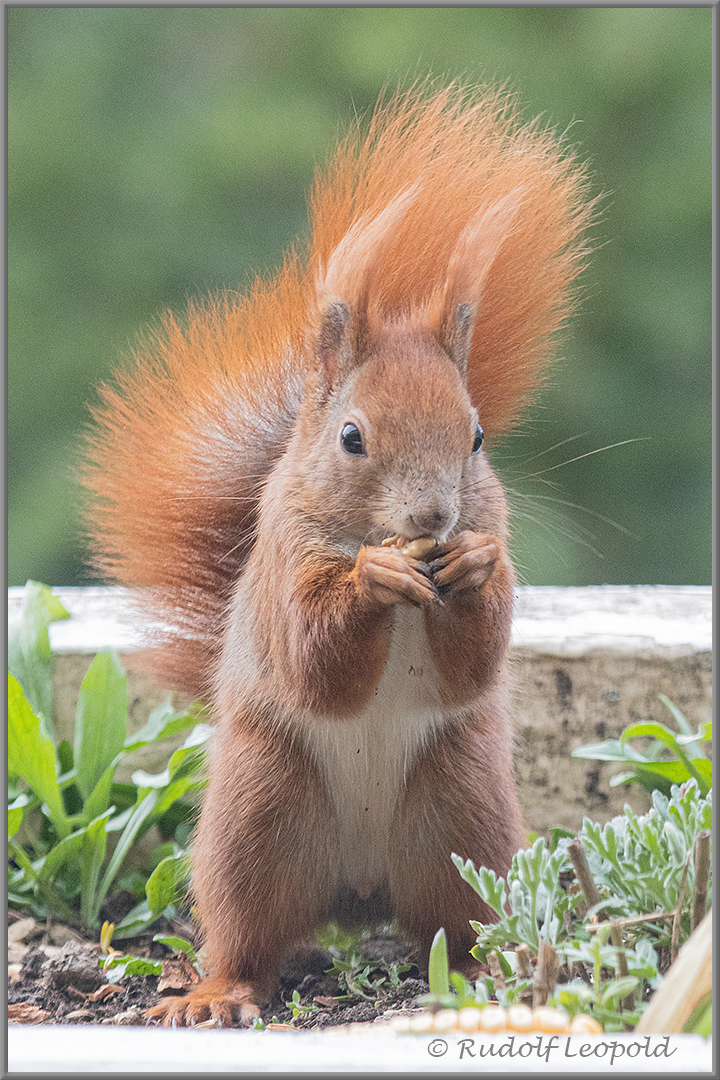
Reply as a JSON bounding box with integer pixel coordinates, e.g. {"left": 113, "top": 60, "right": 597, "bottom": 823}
{"left": 471, "top": 424, "right": 484, "bottom": 454}
{"left": 340, "top": 423, "right": 366, "bottom": 456}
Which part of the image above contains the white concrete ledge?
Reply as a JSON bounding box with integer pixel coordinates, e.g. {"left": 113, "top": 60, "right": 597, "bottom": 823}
{"left": 511, "top": 585, "right": 711, "bottom": 657}
{"left": 7, "top": 584, "right": 713, "bottom": 657}
{"left": 7, "top": 1026, "right": 713, "bottom": 1074}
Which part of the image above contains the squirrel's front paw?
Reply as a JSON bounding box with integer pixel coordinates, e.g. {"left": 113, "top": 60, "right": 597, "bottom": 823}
{"left": 430, "top": 531, "right": 502, "bottom": 595}
{"left": 352, "top": 545, "right": 441, "bottom": 608}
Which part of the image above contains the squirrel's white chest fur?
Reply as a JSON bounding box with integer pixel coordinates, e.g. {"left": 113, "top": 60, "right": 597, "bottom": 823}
{"left": 304, "top": 607, "right": 446, "bottom": 895}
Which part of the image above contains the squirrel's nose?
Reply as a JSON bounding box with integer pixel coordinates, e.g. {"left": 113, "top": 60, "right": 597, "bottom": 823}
{"left": 408, "top": 505, "right": 457, "bottom": 537}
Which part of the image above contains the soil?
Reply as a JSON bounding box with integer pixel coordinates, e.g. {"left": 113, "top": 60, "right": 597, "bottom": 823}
{"left": 8, "top": 908, "right": 430, "bottom": 1030}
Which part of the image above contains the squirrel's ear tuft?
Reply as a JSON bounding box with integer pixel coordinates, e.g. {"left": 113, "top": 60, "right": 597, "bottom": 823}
{"left": 443, "top": 301, "right": 478, "bottom": 376}
{"left": 310, "top": 300, "right": 355, "bottom": 398}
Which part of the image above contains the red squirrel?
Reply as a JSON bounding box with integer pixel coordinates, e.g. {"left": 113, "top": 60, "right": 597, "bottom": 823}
{"left": 84, "top": 84, "right": 592, "bottom": 1026}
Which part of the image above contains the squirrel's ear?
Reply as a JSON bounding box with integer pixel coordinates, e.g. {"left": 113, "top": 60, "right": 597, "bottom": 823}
{"left": 443, "top": 301, "right": 478, "bottom": 376}
{"left": 311, "top": 300, "right": 355, "bottom": 398}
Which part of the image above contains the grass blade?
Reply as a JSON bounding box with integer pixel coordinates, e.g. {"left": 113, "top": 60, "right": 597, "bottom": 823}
{"left": 74, "top": 650, "right": 128, "bottom": 802}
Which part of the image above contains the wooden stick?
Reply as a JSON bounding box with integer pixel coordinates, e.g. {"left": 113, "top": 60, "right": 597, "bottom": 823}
{"left": 670, "top": 854, "right": 691, "bottom": 964}
{"left": 515, "top": 943, "right": 534, "bottom": 980}
{"left": 585, "top": 909, "right": 675, "bottom": 930}
{"left": 532, "top": 941, "right": 559, "bottom": 1008}
{"left": 488, "top": 950, "right": 506, "bottom": 992}
{"left": 567, "top": 838, "right": 600, "bottom": 911}
{"left": 691, "top": 830, "right": 711, "bottom": 931}
{"left": 609, "top": 920, "right": 635, "bottom": 1012}
{"left": 515, "top": 944, "right": 534, "bottom": 1006}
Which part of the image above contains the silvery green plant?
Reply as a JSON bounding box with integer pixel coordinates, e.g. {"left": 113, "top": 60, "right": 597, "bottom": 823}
{"left": 454, "top": 780, "right": 711, "bottom": 960}
{"left": 451, "top": 781, "right": 711, "bottom": 1027}
{"left": 453, "top": 836, "right": 585, "bottom": 959}
{"left": 579, "top": 783, "right": 712, "bottom": 921}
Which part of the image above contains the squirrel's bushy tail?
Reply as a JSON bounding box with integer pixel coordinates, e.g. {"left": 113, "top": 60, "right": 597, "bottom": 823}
{"left": 83, "top": 81, "right": 594, "bottom": 696}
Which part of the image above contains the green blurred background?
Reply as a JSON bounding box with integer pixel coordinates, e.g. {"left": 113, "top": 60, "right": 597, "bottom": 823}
{"left": 8, "top": 7, "right": 711, "bottom": 588}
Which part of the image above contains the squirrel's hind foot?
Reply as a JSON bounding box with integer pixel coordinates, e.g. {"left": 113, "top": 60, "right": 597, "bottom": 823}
{"left": 147, "top": 977, "right": 261, "bottom": 1028}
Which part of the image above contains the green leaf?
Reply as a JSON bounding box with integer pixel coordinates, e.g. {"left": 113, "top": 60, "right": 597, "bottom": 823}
{"left": 572, "top": 738, "right": 648, "bottom": 763}
{"left": 428, "top": 928, "right": 450, "bottom": 997}
{"left": 684, "top": 992, "right": 712, "bottom": 1036}
{"left": 8, "top": 837, "right": 42, "bottom": 888}
{"left": 693, "top": 758, "right": 713, "bottom": 786}
{"left": 123, "top": 700, "right": 202, "bottom": 754}
{"left": 154, "top": 776, "right": 206, "bottom": 818}
{"left": 112, "top": 899, "right": 157, "bottom": 938}
{"left": 73, "top": 650, "right": 128, "bottom": 801}
{"left": 56, "top": 739, "right": 74, "bottom": 774}
{"left": 622, "top": 721, "right": 711, "bottom": 796}
{"left": 549, "top": 827, "right": 576, "bottom": 851}
{"left": 493, "top": 949, "right": 514, "bottom": 978}
{"left": 8, "top": 797, "right": 27, "bottom": 838}
{"left": 37, "top": 826, "right": 85, "bottom": 883}
{"left": 637, "top": 757, "right": 711, "bottom": 798}
{"left": 632, "top": 771, "right": 674, "bottom": 798}
{"left": 130, "top": 724, "right": 211, "bottom": 789}
{"left": 452, "top": 853, "right": 507, "bottom": 917}
{"left": 657, "top": 695, "right": 694, "bottom": 736}
{"left": 153, "top": 934, "right": 199, "bottom": 966}
{"left": 81, "top": 763, "right": 117, "bottom": 823}
{"left": 8, "top": 674, "right": 71, "bottom": 839}
{"left": 620, "top": 721, "right": 682, "bottom": 752}
{"left": 8, "top": 581, "right": 69, "bottom": 725}
{"left": 105, "top": 954, "right": 163, "bottom": 983}
{"left": 93, "top": 789, "right": 159, "bottom": 917}
{"left": 80, "top": 809, "right": 114, "bottom": 928}
{"left": 600, "top": 976, "right": 639, "bottom": 1006}
{"left": 145, "top": 854, "right": 187, "bottom": 916}
{"left": 635, "top": 760, "right": 691, "bottom": 783}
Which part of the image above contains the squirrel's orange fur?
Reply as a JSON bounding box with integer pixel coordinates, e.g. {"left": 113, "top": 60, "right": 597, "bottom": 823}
{"left": 83, "top": 83, "right": 593, "bottom": 1027}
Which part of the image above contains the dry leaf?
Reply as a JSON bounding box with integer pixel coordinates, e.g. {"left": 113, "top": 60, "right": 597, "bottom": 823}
{"left": 313, "top": 996, "right": 340, "bottom": 1007}
{"left": 64, "top": 1009, "right": 95, "bottom": 1021}
{"left": 7, "top": 918, "right": 36, "bottom": 944}
{"left": 88, "top": 983, "right": 125, "bottom": 1003}
{"left": 104, "top": 1007, "right": 146, "bottom": 1026}
{"left": 157, "top": 955, "right": 200, "bottom": 994}
{"left": 45, "top": 923, "right": 85, "bottom": 947}
{"left": 8, "top": 1003, "right": 50, "bottom": 1025}
{"left": 8, "top": 943, "right": 28, "bottom": 965}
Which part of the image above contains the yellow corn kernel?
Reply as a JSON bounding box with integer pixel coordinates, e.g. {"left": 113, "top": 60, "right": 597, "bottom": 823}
{"left": 506, "top": 1004, "right": 534, "bottom": 1032}
{"left": 531, "top": 1006, "right": 571, "bottom": 1033}
{"left": 456, "top": 1006, "right": 484, "bottom": 1032}
{"left": 432, "top": 1009, "right": 460, "bottom": 1033}
{"left": 569, "top": 1013, "right": 604, "bottom": 1035}
{"left": 408, "top": 1011, "right": 434, "bottom": 1033}
{"left": 390, "top": 1016, "right": 413, "bottom": 1033}
{"left": 478, "top": 1005, "right": 507, "bottom": 1033}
